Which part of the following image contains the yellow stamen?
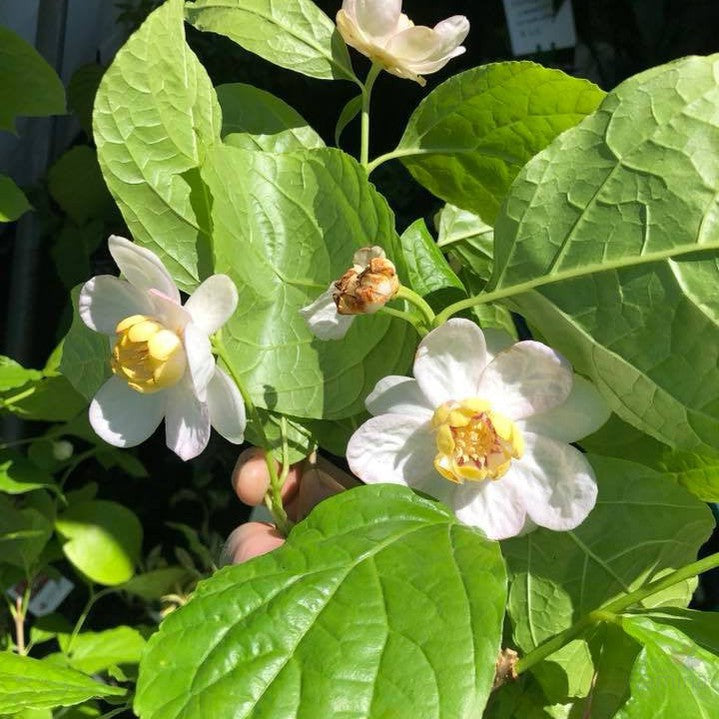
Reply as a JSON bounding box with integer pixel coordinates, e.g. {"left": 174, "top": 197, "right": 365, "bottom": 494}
{"left": 111, "top": 314, "right": 186, "bottom": 394}
{"left": 432, "top": 398, "right": 524, "bottom": 483}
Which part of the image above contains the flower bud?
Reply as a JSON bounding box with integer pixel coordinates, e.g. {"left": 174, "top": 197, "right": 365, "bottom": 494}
{"left": 52, "top": 440, "right": 74, "bottom": 461}
{"left": 333, "top": 247, "right": 399, "bottom": 315}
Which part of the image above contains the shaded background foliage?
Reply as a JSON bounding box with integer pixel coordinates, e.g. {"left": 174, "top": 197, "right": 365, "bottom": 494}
{"left": 1, "top": 0, "right": 719, "bottom": 657}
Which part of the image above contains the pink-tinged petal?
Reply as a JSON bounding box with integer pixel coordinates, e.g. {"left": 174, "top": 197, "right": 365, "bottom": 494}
{"left": 89, "top": 376, "right": 164, "bottom": 447}
{"left": 347, "top": 413, "right": 452, "bottom": 500}
{"left": 414, "top": 318, "right": 487, "bottom": 406}
{"left": 365, "top": 376, "right": 434, "bottom": 417}
{"left": 206, "top": 367, "right": 246, "bottom": 444}
{"left": 513, "top": 433, "right": 598, "bottom": 532}
{"left": 184, "top": 274, "right": 238, "bottom": 336}
{"left": 519, "top": 375, "right": 610, "bottom": 443}
{"left": 148, "top": 290, "right": 190, "bottom": 334}
{"left": 355, "top": 0, "right": 402, "bottom": 38}
{"left": 478, "top": 341, "right": 573, "bottom": 420}
{"left": 79, "top": 275, "right": 152, "bottom": 334}
{"left": 299, "top": 285, "right": 354, "bottom": 340}
{"left": 428, "top": 16, "right": 469, "bottom": 57}
{"left": 452, "top": 478, "right": 527, "bottom": 540}
{"left": 164, "top": 381, "right": 211, "bottom": 461}
{"left": 184, "top": 322, "right": 215, "bottom": 401}
{"left": 108, "top": 235, "right": 180, "bottom": 304}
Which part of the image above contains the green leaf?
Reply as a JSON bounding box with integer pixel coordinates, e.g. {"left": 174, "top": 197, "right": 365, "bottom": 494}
{"left": 217, "top": 83, "right": 324, "bottom": 152}
{"left": 0, "top": 356, "right": 42, "bottom": 392}
{"left": 55, "top": 500, "right": 143, "bottom": 586}
{"left": 504, "top": 456, "right": 713, "bottom": 654}
{"left": 59, "top": 286, "right": 111, "bottom": 402}
{"left": 400, "top": 218, "right": 465, "bottom": 299}
{"left": 0, "top": 174, "right": 31, "bottom": 222}
{"left": 203, "top": 145, "right": 415, "bottom": 419}
{"left": 491, "top": 54, "right": 719, "bottom": 455}
{"left": 47, "top": 147, "right": 113, "bottom": 225}
{"left": 120, "top": 567, "right": 193, "bottom": 600}
{"left": 335, "top": 94, "right": 362, "bottom": 146}
{"left": 396, "top": 62, "right": 605, "bottom": 223}
{"left": 437, "top": 203, "right": 495, "bottom": 284}
{"left": 67, "top": 63, "right": 105, "bottom": 137}
{"left": 4, "top": 375, "right": 87, "bottom": 422}
{"left": 0, "top": 450, "right": 55, "bottom": 495}
{"left": 0, "top": 653, "right": 124, "bottom": 714}
{"left": 243, "top": 408, "right": 316, "bottom": 463}
{"left": 584, "top": 415, "right": 719, "bottom": 502}
{"left": 185, "top": 0, "right": 357, "bottom": 83}
{"left": 0, "top": 25, "right": 65, "bottom": 132}
{"left": 0, "top": 495, "right": 53, "bottom": 570}
{"left": 485, "top": 673, "right": 567, "bottom": 719}
{"left": 135, "top": 485, "right": 507, "bottom": 719}
{"left": 624, "top": 607, "right": 719, "bottom": 654}
{"left": 615, "top": 616, "right": 719, "bottom": 718}
{"left": 59, "top": 627, "right": 146, "bottom": 674}
{"left": 94, "top": 0, "right": 221, "bottom": 291}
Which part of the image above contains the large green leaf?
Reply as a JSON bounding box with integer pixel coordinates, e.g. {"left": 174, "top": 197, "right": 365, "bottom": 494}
{"left": 93, "top": 0, "right": 221, "bottom": 291}
{"left": 216, "top": 83, "right": 324, "bottom": 151}
{"left": 0, "top": 495, "right": 53, "bottom": 570}
{"left": 395, "top": 62, "right": 605, "bottom": 223}
{"left": 504, "top": 456, "right": 713, "bottom": 654}
{"left": 0, "top": 450, "right": 55, "bottom": 495}
{"left": 135, "top": 485, "right": 507, "bottom": 719}
{"left": 0, "top": 174, "right": 31, "bottom": 222}
{"left": 624, "top": 607, "right": 719, "bottom": 654}
{"left": 490, "top": 54, "right": 719, "bottom": 455}
{"left": 0, "top": 26, "right": 65, "bottom": 132}
{"left": 185, "top": 0, "right": 357, "bottom": 83}
{"left": 615, "top": 616, "right": 719, "bottom": 718}
{"left": 55, "top": 500, "right": 143, "bottom": 586}
{"left": 59, "top": 627, "right": 147, "bottom": 674}
{"left": 203, "top": 144, "right": 415, "bottom": 419}
{"left": 0, "top": 653, "right": 124, "bottom": 714}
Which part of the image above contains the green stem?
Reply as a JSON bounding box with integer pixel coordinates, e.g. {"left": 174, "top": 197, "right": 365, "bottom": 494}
{"left": 65, "top": 586, "right": 113, "bottom": 655}
{"left": 212, "top": 332, "right": 291, "bottom": 535}
{"left": 1, "top": 385, "right": 37, "bottom": 408}
{"left": 515, "top": 550, "right": 719, "bottom": 675}
{"left": 360, "top": 63, "right": 382, "bottom": 169}
{"left": 366, "top": 147, "right": 418, "bottom": 175}
{"left": 395, "top": 285, "right": 435, "bottom": 327}
{"left": 378, "top": 306, "right": 428, "bottom": 336}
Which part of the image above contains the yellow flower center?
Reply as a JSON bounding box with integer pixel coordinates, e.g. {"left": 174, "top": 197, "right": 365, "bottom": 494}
{"left": 432, "top": 398, "right": 524, "bottom": 483}
{"left": 111, "top": 315, "right": 186, "bottom": 394}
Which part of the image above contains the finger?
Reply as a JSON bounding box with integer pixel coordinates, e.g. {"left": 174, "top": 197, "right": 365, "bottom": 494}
{"left": 231, "top": 447, "right": 270, "bottom": 506}
{"left": 286, "top": 457, "right": 354, "bottom": 522}
{"left": 222, "top": 522, "right": 285, "bottom": 565}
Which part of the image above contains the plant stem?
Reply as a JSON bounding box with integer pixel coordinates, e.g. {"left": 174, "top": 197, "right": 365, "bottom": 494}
{"left": 13, "top": 595, "right": 26, "bottom": 655}
{"left": 515, "top": 550, "right": 719, "bottom": 675}
{"left": 0, "top": 385, "right": 37, "bottom": 408}
{"left": 360, "top": 63, "right": 382, "bottom": 169}
{"left": 378, "top": 306, "right": 429, "bottom": 336}
{"left": 65, "top": 586, "right": 113, "bottom": 655}
{"left": 212, "top": 332, "right": 290, "bottom": 535}
{"left": 395, "top": 285, "right": 435, "bottom": 327}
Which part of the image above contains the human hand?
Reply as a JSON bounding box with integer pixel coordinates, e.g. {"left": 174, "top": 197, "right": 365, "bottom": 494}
{"left": 222, "top": 448, "right": 359, "bottom": 564}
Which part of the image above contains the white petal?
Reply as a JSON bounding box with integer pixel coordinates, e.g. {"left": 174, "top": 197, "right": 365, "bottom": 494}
{"left": 386, "top": 26, "right": 439, "bottom": 62}
{"left": 299, "top": 286, "right": 354, "bottom": 340}
{"left": 453, "top": 478, "right": 527, "bottom": 540}
{"left": 427, "top": 16, "right": 469, "bottom": 58}
{"left": 89, "top": 376, "right": 164, "bottom": 448}
{"left": 413, "top": 318, "right": 487, "bottom": 406}
{"left": 184, "top": 322, "right": 215, "bottom": 401}
{"left": 519, "top": 375, "right": 610, "bottom": 443}
{"left": 352, "top": 245, "right": 385, "bottom": 269}
{"left": 513, "top": 433, "right": 598, "bottom": 532}
{"left": 148, "top": 290, "right": 190, "bottom": 333}
{"left": 355, "top": 0, "right": 402, "bottom": 38}
{"left": 478, "top": 341, "right": 573, "bottom": 420}
{"left": 79, "top": 276, "right": 152, "bottom": 335}
{"left": 347, "top": 414, "right": 454, "bottom": 503}
{"left": 108, "top": 235, "right": 180, "bottom": 304}
{"left": 184, "top": 274, "right": 238, "bottom": 336}
{"left": 365, "top": 376, "right": 434, "bottom": 417}
{"left": 206, "top": 367, "right": 246, "bottom": 444}
{"left": 164, "top": 382, "right": 211, "bottom": 461}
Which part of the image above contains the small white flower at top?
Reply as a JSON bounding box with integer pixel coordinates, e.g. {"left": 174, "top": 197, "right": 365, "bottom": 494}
{"left": 336, "top": 0, "right": 469, "bottom": 86}
{"left": 299, "top": 246, "right": 399, "bottom": 340}
{"left": 79, "top": 235, "right": 246, "bottom": 461}
{"left": 347, "top": 318, "right": 610, "bottom": 540}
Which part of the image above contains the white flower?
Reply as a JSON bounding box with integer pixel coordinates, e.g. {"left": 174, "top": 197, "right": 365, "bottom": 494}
{"left": 347, "top": 319, "right": 610, "bottom": 540}
{"left": 336, "top": 0, "right": 469, "bottom": 86}
{"left": 79, "top": 235, "right": 246, "bottom": 461}
{"left": 299, "top": 246, "right": 398, "bottom": 340}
